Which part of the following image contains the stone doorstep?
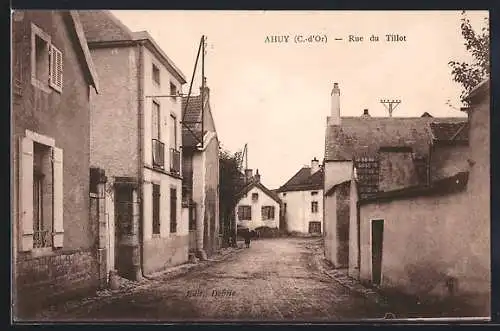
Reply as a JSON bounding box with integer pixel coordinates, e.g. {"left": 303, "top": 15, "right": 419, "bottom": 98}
{"left": 32, "top": 247, "right": 243, "bottom": 319}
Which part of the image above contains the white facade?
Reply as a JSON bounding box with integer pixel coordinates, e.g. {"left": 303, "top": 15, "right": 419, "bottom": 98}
{"left": 142, "top": 46, "right": 186, "bottom": 241}
{"left": 235, "top": 185, "right": 280, "bottom": 230}
{"left": 278, "top": 189, "right": 323, "bottom": 234}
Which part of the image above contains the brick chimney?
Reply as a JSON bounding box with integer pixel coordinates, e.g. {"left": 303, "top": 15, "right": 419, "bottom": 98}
{"left": 329, "top": 82, "right": 341, "bottom": 125}
{"left": 254, "top": 169, "right": 261, "bottom": 183}
{"left": 245, "top": 169, "right": 253, "bottom": 182}
{"left": 311, "top": 157, "right": 320, "bottom": 174}
{"left": 361, "top": 108, "right": 371, "bottom": 119}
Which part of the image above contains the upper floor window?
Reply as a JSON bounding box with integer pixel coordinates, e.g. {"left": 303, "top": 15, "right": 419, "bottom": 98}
{"left": 311, "top": 201, "right": 319, "bottom": 213}
{"left": 251, "top": 193, "right": 259, "bottom": 202}
{"left": 311, "top": 191, "right": 318, "bottom": 196}
{"left": 31, "top": 23, "right": 63, "bottom": 93}
{"left": 152, "top": 63, "right": 160, "bottom": 85}
{"left": 170, "top": 114, "right": 177, "bottom": 149}
{"left": 170, "top": 82, "right": 177, "bottom": 99}
{"left": 152, "top": 101, "right": 161, "bottom": 140}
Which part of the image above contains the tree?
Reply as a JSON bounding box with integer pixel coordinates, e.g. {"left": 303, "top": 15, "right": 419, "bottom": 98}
{"left": 219, "top": 147, "right": 245, "bottom": 246}
{"left": 449, "top": 11, "right": 489, "bottom": 105}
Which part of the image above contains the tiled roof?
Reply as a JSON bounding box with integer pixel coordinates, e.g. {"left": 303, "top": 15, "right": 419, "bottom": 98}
{"left": 359, "top": 171, "right": 469, "bottom": 205}
{"left": 181, "top": 95, "right": 205, "bottom": 148}
{"left": 429, "top": 122, "right": 469, "bottom": 143}
{"left": 79, "top": 11, "right": 186, "bottom": 83}
{"left": 235, "top": 180, "right": 282, "bottom": 204}
{"left": 78, "top": 10, "right": 135, "bottom": 43}
{"left": 277, "top": 167, "right": 323, "bottom": 192}
{"left": 324, "top": 116, "right": 467, "bottom": 161}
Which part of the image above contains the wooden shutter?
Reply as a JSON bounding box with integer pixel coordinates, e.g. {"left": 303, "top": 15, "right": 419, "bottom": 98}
{"left": 49, "top": 44, "right": 63, "bottom": 92}
{"left": 19, "top": 137, "right": 34, "bottom": 251}
{"left": 52, "top": 147, "right": 64, "bottom": 248}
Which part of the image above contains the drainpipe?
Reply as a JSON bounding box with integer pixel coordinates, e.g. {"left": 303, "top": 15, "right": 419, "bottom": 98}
{"left": 356, "top": 199, "right": 361, "bottom": 279}
{"left": 137, "top": 41, "right": 147, "bottom": 281}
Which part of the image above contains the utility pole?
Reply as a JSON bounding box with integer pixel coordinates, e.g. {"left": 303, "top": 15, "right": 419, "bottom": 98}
{"left": 380, "top": 99, "right": 401, "bottom": 117}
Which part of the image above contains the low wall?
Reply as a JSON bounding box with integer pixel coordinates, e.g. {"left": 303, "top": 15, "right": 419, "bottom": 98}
{"left": 15, "top": 248, "right": 99, "bottom": 319}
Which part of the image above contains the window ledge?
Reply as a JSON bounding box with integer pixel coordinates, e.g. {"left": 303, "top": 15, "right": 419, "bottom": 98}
{"left": 30, "top": 247, "right": 57, "bottom": 258}
{"left": 31, "top": 77, "right": 51, "bottom": 94}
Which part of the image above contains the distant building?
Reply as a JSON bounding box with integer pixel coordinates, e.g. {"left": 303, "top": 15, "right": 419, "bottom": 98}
{"left": 80, "top": 10, "right": 188, "bottom": 280}
{"left": 323, "top": 82, "right": 468, "bottom": 275}
{"left": 12, "top": 10, "right": 100, "bottom": 316}
{"left": 357, "top": 78, "right": 490, "bottom": 316}
{"left": 276, "top": 158, "right": 324, "bottom": 235}
{"left": 235, "top": 170, "right": 282, "bottom": 231}
{"left": 181, "top": 81, "right": 220, "bottom": 260}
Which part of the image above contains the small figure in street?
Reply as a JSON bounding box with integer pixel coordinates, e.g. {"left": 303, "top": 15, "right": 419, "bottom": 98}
{"left": 244, "top": 229, "right": 251, "bottom": 248}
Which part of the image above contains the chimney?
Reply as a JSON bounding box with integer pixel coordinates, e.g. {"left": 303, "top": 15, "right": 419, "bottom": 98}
{"left": 361, "top": 108, "right": 371, "bottom": 119}
{"left": 311, "top": 157, "right": 320, "bottom": 174}
{"left": 245, "top": 169, "right": 253, "bottom": 182}
{"left": 254, "top": 169, "right": 261, "bottom": 183}
{"left": 329, "top": 82, "right": 341, "bottom": 125}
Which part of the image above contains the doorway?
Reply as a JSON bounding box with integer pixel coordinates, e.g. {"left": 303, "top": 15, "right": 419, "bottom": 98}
{"left": 371, "top": 219, "right": 384, "bottom": 286}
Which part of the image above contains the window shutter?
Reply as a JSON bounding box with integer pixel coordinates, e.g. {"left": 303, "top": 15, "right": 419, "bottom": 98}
{"left": 19, "top": 137, "right": 34, "bottom": 251}
{"left": 49, "top": 45, "right": 63, "bottom": 92}
{"left": 52, "top": 147, "right": 64, "bottom": 248}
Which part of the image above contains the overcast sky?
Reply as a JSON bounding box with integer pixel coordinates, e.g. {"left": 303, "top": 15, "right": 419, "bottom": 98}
{"left": 111, "top": 10, "right": 488, "bottom": 189}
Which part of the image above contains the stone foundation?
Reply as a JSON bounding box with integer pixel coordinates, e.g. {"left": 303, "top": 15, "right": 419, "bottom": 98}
{"left": 14, "top": 248, "right": 99, "bottom": 319}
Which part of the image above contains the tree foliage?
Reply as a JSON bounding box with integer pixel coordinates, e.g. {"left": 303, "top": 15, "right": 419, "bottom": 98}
{"left": 219, "top": 147, "right": 245, "bottom": 245}
{"left": 449, "top": 11, "right": 489, "bottom": 104}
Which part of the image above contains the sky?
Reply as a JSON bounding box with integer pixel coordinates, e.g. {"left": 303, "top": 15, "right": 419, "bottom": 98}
{"left": 111, "top": 10, "right": 488, "bottom": 189}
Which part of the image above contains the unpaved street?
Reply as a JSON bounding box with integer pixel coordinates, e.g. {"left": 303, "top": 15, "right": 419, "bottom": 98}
{"left": 47, "top": 238, "right": 387, "bottom": 322}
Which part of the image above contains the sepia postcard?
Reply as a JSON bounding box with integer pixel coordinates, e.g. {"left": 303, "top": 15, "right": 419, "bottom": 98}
{"left": 11, "top": 9, "right": 491, "bottom": 323}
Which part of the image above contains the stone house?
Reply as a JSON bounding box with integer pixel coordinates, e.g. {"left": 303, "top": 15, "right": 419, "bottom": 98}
{"left": 357, "top": 79, "right": 490, "bottom": 316}
{"left": 323, "top": 82, "right": 468, "bottom": 274}
{"left": 235, "top": 170, "right": 282, "bottom": 231}
{"left": 12, "top": 10, "right": 100, "bottom": 317}
{"left": 181, "top": 82, "right": 220, "bottom": 260}
{"left": 79, "top": 11, "right": 189, "bottom": 280}
{"left": 276, "top": 158, "right": 324, "bottom": 235}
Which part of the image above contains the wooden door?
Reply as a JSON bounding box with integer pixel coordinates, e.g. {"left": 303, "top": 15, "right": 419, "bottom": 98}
{"left": 371, "top": 219, "right": 384, "bottom": 286}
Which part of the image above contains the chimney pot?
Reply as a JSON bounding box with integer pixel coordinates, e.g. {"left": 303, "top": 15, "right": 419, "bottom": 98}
{"left": 329, "top": 82, "right": 341, "bottom": 125}
{"left": 361, "top": 108, "right": 371, "bottom": 118}
{"left": 254, "top": 169, "right": 261, "bottom": 183}
{"left": 311, "top": 157, "right": 320, "bottom": 174}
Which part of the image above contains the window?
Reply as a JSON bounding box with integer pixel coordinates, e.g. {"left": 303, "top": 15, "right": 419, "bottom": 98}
{"left": 251, "top": 193, "right": 258, "bottom": 202}
{"left": 311, "top": 201, "right": 319, "bottom": 213}
{"left": 170, "top": 188, "right": 177, "bottom": 233}
{"left": 152, "top": 63, "right": 160, "bottom": 85}
{"left": 170, "top": 82, "right": 177, "bottom": 99}
{"left": 311, "top": 191, "right": 318, "bottom": 196}
{"left": 170, "top": 114, "right": 177, "bottom": 149}
{"left": 31, "top": 24, "right": 50, "bottom": 91}
{"left": 283, "top": 203, "right": 287, "bottom": 214}
{"left": 31, "top": 23, "right": 63, "bottom": 93}
{"left": 261, "top": 206, "right": 275, "bottom": 220}
{"left": 283, "top": 193, "right": 287, "bottom": 197}
{"left": 33, "top": 143, "right": 52, "bottom": 248}
{"left": 238, "top": 205, "right": 251, "bottom": 220}
{"left": 19, "top": 132, "right": 64, "bottom": 252}
{"left": 152, "top": 101, "right": 160, "bottom": 140}
{"left": 152, "top": 184, "right": 160, "bottom": 235}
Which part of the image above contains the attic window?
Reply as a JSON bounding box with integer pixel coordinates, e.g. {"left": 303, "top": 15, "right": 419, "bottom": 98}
{"left": 170, "top": 82, "right": 177, "bottom": 99}
{"left": 252, "top": 193, "right": 259, "bottom": 202}
{"left": 152, "top": 63, "right": 160, "bottom": 85}
{"left": 311, "top": 191, "right": 318, "bottom": 196}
